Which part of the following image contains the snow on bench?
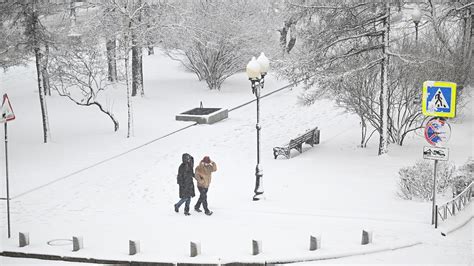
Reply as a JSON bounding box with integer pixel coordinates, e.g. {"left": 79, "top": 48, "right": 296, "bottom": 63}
{"left": 273, "top": 127, "right": 320, "bottom": 159}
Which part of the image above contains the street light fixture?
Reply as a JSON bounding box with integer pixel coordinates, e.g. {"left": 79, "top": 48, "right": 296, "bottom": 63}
{"left": 411, "top": 5, "right": 422, "bottom": 44}
{"left": 246, "top": 52, "right": 269, "bottom": 201}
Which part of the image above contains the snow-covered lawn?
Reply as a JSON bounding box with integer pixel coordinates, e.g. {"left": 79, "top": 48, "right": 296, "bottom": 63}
{"left": 0, "top": 51, "right": 472, "bottom": 265}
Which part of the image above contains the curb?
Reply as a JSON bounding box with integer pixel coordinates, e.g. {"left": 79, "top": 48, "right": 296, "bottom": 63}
{"left": 441, "top": 215, "right": 473, "bottom": 236}
{"left": 0, "top": 241, "right": 422, "bottom": 265}
{"left": 264, "top": 241, "right": 422, "bottom": 264}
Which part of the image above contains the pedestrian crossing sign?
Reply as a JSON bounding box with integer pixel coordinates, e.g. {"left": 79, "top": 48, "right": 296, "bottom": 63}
{"left": 422, "top": 81, "right": 456, "bottom": 118}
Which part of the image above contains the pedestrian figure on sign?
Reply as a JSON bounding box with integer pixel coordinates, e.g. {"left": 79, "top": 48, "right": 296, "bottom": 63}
{"left": 174, "top": 153, "right": 195, "bottom": 216}
{"left": 194, "top": 156, "right": 217, "bottom": 216}
{"left": 435, "top": 91, "right": 446, "bottom": 108}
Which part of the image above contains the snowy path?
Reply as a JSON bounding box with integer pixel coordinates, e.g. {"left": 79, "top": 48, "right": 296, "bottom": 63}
{"left": 0, "top": 52, "right": 472, "bottom": 264}
{"left": 0, "top": 88, "right": 440, "bottom": 262}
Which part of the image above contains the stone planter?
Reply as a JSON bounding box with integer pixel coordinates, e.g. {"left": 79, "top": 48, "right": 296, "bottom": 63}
{"left": 176, "top": 107, "right": 228, "bottom": 124}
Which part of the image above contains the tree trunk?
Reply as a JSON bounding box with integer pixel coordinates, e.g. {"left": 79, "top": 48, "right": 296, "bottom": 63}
{"left": 124, "top": 19, "right": 133, "bottom": 138}
{"left": 378, "top": 4, "right": 390, "bottom": 156}
{"left": 131, "top": 43, "right": 143, "bottom": 97}
{"left": 106, "top": 38, "right": 117, "bottom": 82}
{"left": 93, "top": 102, "right": 119, "bottom": 131}
{"left": 140, "top": 51, "right": 144, "bottom": 96}
{"left": 69, "top": 0, "right": 76, "bottom": 18}
{"left": 360, "top": 117, "right": 367, "bottom": 148}
{"left": 286, "top": 24, "right": 297, "bottom": 54}
{"left": 125, "top": 51, "right": 133, "bottom": 138}
{"left": 131, "top": 1, "right": 144, "bottom": 97}
{"left": 457, "top": 7, "right": 472, "bottom": 91}
{"left": 41, "top": 43, "right": 51, "bottom": 96}
{"left": 148, "top": 46, "right": 154, "bottom": 55}
{"left": 31, "top": 1, "right": 50, "bottom": 143}
{"left": 280, "top": 20, "right": 297, "bottom": 55}
{"left": 279, "top": 25, "right": 288, "bottom": 55}
{"left": 34, "top": 48, "right": 49, "bottom": 143}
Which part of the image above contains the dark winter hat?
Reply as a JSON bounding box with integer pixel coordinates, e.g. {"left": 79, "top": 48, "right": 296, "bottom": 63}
{"left": 202, "top": 156, "right": 211, "bottom": 164}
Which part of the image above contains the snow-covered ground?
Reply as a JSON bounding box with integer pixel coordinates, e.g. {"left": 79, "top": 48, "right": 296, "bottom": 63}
{"left": 0, "top": 51, "right": 472, "bottom": 265}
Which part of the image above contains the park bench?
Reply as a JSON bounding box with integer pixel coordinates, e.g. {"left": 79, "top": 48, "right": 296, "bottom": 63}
{"left": 273, "top": 127, "right": 320, "bottom": 159}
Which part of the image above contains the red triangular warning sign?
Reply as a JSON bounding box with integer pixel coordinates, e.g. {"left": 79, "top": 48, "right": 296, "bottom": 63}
{"left": 1, "top": 94, "right": 15, "bottom": 122}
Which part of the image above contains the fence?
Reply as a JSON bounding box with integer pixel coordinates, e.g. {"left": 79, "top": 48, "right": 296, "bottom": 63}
{"left": 435, "top": 182, "right": 473, "bottom": 228}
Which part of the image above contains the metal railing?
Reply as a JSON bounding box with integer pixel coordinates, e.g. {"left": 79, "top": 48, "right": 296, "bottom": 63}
{"left": 435, "top": 181, "right": 473, "bottom": 228}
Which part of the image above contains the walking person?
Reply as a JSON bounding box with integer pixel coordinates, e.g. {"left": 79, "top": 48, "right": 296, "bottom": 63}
{"left": 174, "top": 153, "right": 195, "bottom": 216}
{"left": 194, "top": 156, "right": 217, "bottom": 216}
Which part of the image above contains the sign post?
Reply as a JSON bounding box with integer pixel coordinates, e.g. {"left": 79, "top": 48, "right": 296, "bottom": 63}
{"left": 423, "top": 121, "right": 450, "bottom": 225}
{"left": 4, "top": 121, "right": 10, "bottom": 238}
{"left": 432, "top": 159, "right": 437, "bottom": 225}
{"left": 423, "top": 146, "right": 449, "bottom": 224}
{"left": 1, "top": 93, "right": 15, "bottom": 238}
{"left": 421, "top": 81, "right": 456, "bottom": 226}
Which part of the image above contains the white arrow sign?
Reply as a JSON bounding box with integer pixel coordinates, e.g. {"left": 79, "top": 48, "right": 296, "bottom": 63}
{"left": 423, "top": 146, "right": 449, "bottom": 161}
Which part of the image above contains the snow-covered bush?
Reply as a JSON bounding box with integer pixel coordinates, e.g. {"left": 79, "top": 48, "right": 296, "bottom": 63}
{"left": 161, "top": 1, "right": 276, "bottom": 90}
{"left": 452, "top": 158, "right": 474, "bottom": 196}
{"left": 398, "top": 160, "right": 456, "bottom": 200}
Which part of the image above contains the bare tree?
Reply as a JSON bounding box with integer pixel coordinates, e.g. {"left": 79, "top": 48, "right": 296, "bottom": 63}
{"left": 162, "top": 0, "right": 277, "bottom": 90}
{"left": 99, "top": 0, "right": 153, "bottom": 97}
{"left": 19, "top": 0, "right": 54, "bottom": 143}
{"left": 277, "top": 1, "right": 392, "bottom": 155}
{"left": 100, "top": 0, "right": 146, "bottom": 137}
{"left": 49, "top": 37, "right": 119, "bottom": 132}
{"left": 1, "top": 0, "right": 77, "bottom": 143}
{"left": 0, "top": 3, "right": 28, "bottom": 70}
{"left": 424, "top": 0, "right": 473, "bottom": 91}
{"left": 277, "top": 1, "right": 472, "bottom": 154}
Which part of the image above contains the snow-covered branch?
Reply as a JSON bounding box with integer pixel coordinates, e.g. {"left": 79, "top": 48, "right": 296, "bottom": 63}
{"left": 321, "top": 30, "right": 385, "bottom": 52}
{"left": 386, "top": 50, "right": 454, "bottom": 66}
{"left": 288, "top": 1, "right": 372, "bottom": 10}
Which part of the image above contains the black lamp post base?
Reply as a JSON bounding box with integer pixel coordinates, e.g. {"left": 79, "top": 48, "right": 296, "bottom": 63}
{"left": 253, "top": 165, "right": 263, "bottom": 201}
{"left": 253, "top": 192, "right": 264, "bottom": 201}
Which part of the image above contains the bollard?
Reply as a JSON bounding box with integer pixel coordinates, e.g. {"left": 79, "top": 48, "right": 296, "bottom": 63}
{"left": 190, "top": 241, "right": 201, "bottom": 257}
{"left": 19, "top": 232, "right": 29, "bottom": 247}
{"left": 309, "top": 235, "right": 321, "bottom": 251}
{"left": 129, "top": 240, "right": 140, "bottom": 255}
{"left": 252, "top": 240, "right": 262, "bottom": 255}
{"left": 72, "top": 236, "right": 83, "bottom": 251}
{"left": 361, "top": 230, "right": 373, "bottom": 245}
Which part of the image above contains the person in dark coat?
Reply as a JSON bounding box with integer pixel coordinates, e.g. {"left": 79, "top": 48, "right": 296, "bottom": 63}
{"left": 174, "top": 153, "right": 196, "bottom": 216}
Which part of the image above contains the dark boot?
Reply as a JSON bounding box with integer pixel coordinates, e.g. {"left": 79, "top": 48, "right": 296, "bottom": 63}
{"left": 174, "top": 204, "right": 179, "bottom": 213}
{"left": 183, "top": 197, "right": 191, "bottom": 215}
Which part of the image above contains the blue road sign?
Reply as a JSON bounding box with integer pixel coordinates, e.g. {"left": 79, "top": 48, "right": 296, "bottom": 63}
{"left": 422, "top": 81, "right": 456, "bottom": 118}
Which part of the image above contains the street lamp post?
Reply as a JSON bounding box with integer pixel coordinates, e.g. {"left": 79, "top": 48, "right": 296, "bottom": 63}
{"left": 412, "top": 5, "right": 422, "bottom": 44}
{"left": 246, "top": 53, "right": 269, "bottom": 201}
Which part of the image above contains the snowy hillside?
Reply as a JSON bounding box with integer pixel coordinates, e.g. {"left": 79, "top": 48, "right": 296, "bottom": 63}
{"left": 0, "top": 51, "right": 472, "bottom": 265}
